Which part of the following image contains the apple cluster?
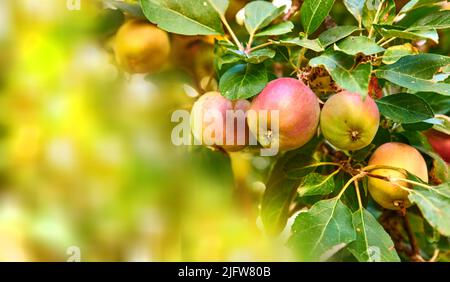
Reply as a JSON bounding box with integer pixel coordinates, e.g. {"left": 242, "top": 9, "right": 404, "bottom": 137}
{"left": 188, "top": 77, "right": 435, "bottom": 211}
{"left": 112, "top": 20, "right": 447, "bottom": 212}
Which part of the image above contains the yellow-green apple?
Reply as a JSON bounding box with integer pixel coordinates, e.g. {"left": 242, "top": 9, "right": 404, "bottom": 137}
{"left": 114, "top": 19, "right": 170, "bottom": 74}
{"left": 320, "top": 91, "right": 380, "bottom": 151}
{"left": 368, "top": 142, "right": 429, "bottom": 210}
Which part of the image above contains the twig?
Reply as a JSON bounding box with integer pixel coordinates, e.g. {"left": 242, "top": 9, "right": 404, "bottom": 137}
{"left": 246, "top": 32, "right": 255, "bottom": 53}
{"left": 402, "top": 212, "right": 424, "bottom": 262}
{"left": 368, "top": 0, "right": 385, "bottom": 39}
{"left": 296, "top": 47, "right": 307, "bottom": 71}
{"left": 249, "top": 41, "right": 275, "bottom": 52}
{"left": 337, "top": 173, "right": 366, "bottom": 199}
{"left": 429, "top": 249, "right": 440, "bottom": 262}
{"left": 380, "top": 37, "right": 396, "bottom": 47}
{"left": 219, "top": 14, "right": 244, "bottom": 51}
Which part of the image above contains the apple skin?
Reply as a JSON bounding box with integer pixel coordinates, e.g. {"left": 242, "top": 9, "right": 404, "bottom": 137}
{"left": 320, "top": 91, "right": 380, "bottom": 151}
{"left": 247, "top": 78, "right": 320, "bottom": 151}
{"left": 115, "top": 19, "right": 170, "bottom": 74}
{"left": 190, "top": 92, "right": 251, "bottom": 152}
{"left": 368, "top": 142, "right": 429, "bottom": 210}
{"left": 424, "top": 129, "right": 450, "bottom": 163}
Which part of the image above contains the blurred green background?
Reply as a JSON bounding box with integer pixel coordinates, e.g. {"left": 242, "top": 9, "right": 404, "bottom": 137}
{"left": 0, "top": 0, "right": 292, "bottom": 261}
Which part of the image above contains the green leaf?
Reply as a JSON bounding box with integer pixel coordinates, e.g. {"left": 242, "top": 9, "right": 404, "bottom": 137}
{"left": 208, "top": 0, "right": 229, "bottom": 16}
{"left": 256, "top": 21, "right": 294, "bottom": 37}
{"left": 376, "top": 54, "right": 450, "bottom": 96}
{"left": 414, "top": 92, "right": 450, "bottom": 115}
{"left": 105, "top": 0, "right": 145, "bottom": 18}
{"left": 362, "top": 0, "right": 396, "bottom": 30}
{"left": 382, "top": 43, "right": 418, "bottom": 64}
{"left": 261, "top": 138, "right": 322, "bottom": 235}
{"left": 334, "top": 173, "right": 361, "bottom": 212}
{"left": 297, "top": 172, "right": 337, "bottom": 197}
{"left": 375, "top": 93, "right": 434, "bottom": 123}
{"left": 262, "top": 176, "right": 301, "bottom": 236}
{"left": 219, "top": 63, "right": 268, "bottom": 100}
{"left": 217, "top": 53, "right": 241, "bottom": 69}
{"left": 398, "top": 0, "right": 441, "bottom": 15}
{"left": 289, "top": 197, "right": 356, "bottom": 261}
{"left": 318, "top": 26, "right": 361, "bottom": 48}
{"left": 140, "top": 0, "right": 225, "bottom": 35}
{"left": 300, "top": 0, "right": 335, "bottom": 34}
{"left": 347, "top": 208, "right": 400, "bottom": 262}
{"left": 283, "top": 139, "right": 324, "bottom": 179}
{"left": 411, "top": 10, "right": 450, "bottom": 30}
{"left": 374, "top": 24, "right": 439, "bottom": 43}
{"left": 343, "top": 0, "right": 365, "bottom": 23}
{"left": 401, "top": 131, "right": 449, "bottom": 182}
{"left": 214, "top": 42, "right": 243, "bottom": 69}
{"left": 362, "top": 0, "right": 396, "bottom": 31}
{"left": 334, "top": 36, "right": 385, "bottom": 55}
{"left": 309, "top": 51, "right": 372, "bottom": 98}
{"left": 244, "top": 1, "right": 285, "bottom": 35}
{"left": 432, "top": 114, "right": 450, "bottom": 134}
{"left": 278, "top": 26, "right": 360, "bottom": 53}
{"left": 408, "top": 183, "right": 450, "bottom": 237}
{"left": 245, "top": 48, "right": 276, "bottom": 64}
{"left": 278, "top": 38, "right": 324, "bottom": 52}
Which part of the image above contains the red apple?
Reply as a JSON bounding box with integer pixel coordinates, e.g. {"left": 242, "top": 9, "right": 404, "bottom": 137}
{"left": 190, "top": 92, "right": 250, "bottom": 152}
{"left": 424, "top": 129, "right": 450, "bottom": 163}
{"left": 247, "top": 78, "right": 320, "bottom": 151}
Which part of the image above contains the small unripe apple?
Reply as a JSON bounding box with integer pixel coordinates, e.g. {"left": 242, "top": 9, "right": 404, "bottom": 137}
{"left": 424, "top": 129, "right": 450, "bottom": 163}
{"left": 190, "top": 92, "right": 250, "bottom": 152}
{"left": 114, "top": 19, "right": 170, "bottom": 74}
{"left": 247, "top": 78, "right": 320, "bottom": 151}
{"left": 368, "top": 142, "right": 429, "bottom": 210}
{"left": 320, "top": 91, "right": 380, "bottom": 151}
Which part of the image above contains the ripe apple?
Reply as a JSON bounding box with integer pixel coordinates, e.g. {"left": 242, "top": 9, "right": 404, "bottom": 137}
{"left": 114, "top": 19, "right": 170, "bottom": 74}
{"left": 247, "top": 78, "right": 320, "bottom": 151}
{"left": 368, "top": 142, "right": 429, "bottom": 210}
{"left": 320, "top": 91, "right": 380, "bottom": 151}
{"left": 190, "top": 92, "right": 250, "bottom": 152}
{"left": 424, "top": 128, "right": 450, "bottom": 163}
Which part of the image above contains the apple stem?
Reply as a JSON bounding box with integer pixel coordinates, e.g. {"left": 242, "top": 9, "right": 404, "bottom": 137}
{"left": 245, "top": 32, "right": 255, "bottom": 54}
{"left": 337, "top": 172, "right": 366, "bottom": 199}
{"left": 380, "top": 37, "right": 397, "bottom": 47}
{"left": 249, "top": 41, "right": 275, "bottom": 53}
{"left": 296, "top": 47, "right": 307, "bottom": 71}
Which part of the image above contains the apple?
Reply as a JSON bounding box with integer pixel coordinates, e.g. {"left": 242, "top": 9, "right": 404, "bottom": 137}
{"left": 320, "top": 91, "right": 380, "bottom": 151}
{"left": 190, "top": 92, "right": 250, "bottom": 152}
{"left": 247, "top": 78, "right": 320, "bottom": 151}
{"left": 114, "top": 19, "right": 170, "bottom": 74}
{"left": 424, "top": 128, "right": 450, "bottom": 163}
{"left": 368, "top": 142, "right": 429, "bottom": 210}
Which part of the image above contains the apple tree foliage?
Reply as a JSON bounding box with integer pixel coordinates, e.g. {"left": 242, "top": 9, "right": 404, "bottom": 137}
{"left": 113, "top": 0, "right": 450, "bottom": 262}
